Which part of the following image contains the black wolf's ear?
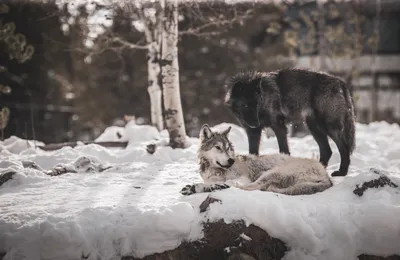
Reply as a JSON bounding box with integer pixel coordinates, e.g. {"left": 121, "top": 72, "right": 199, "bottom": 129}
{"left": 222, "top": 126, "right": 231, "bottom": 137}
{"left": 256, "top": 78, "right": 263, "bottom": 94}
{"left": 232, "top": 82, "right": 243, "bottom": 96}
{"left": 200, "top": 124, "right": 213, "bottom": 140}
{"left": 224, "top": 91, "right": 232, "bottom": 106}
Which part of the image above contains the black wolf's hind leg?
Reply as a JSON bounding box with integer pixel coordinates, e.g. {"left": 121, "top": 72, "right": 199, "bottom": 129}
{"left": 305, "top": 117, "right": 332, "bottom": 167}
{"left": 245, "top": 126, "right": 262, "bottom": 155}
{"left": 271, "top": 122, "right": 290, "bottom": 155}
{"left": 327, "top": 127, "right": 350, "bottom": 177}
{"left": 331, "top": 144, "right": 350, "bottom": 177}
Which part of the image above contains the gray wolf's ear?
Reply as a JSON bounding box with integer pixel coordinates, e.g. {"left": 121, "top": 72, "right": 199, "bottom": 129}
{"left": 200, "top": 124, "right": 213, "bottom": 140}
{"left": 222, "top": 126, "right": 232, "bottom": 137}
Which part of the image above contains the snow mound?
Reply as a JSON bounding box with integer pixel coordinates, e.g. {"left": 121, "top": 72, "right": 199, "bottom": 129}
{"left": 206, "top": 168, "right": 400, "bottom": 260}
{"left": 1, "top": 121, "right": 400, "bottom": 260}
{"left": 0, "top": 136, "right": 44, "bottom": 154}
{"left": 94, "top": 126, "right": 125, "bottom": 142}
{"left": 41, "top": 156, "right": 112, "bottom": 176}
{"left": 95, "top": 121, "right": 160, "bottom": 147}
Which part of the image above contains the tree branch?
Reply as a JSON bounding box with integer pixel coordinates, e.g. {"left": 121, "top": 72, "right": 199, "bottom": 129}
{"left": 47, "top": 69, "right": 73, "bottom": 90}
{"left": 179, "top": 9, "right": 255, "bottom": 36}
{"left": 111, "top": 37, "right": 149, "bottom": 49}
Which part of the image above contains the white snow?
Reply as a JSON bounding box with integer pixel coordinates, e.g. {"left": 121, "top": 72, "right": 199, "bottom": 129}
{"left": 1, "top": 121, "right": 400, "bottom": 260}
{"left": 94, "top": 121, "right": 161, "bottom": 147}
{"left": 0, "top": 136, "right": 44, "bottom": 154}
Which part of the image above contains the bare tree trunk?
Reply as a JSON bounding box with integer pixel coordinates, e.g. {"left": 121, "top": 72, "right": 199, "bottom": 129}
{"left": 147, "top": 40, "right": 163, "bottom": 131}
{"left": 139, "top": 3, "right": 164, "bottom": 132}
{"left": 370, "top": 0, "right": 381, "bottom": 122}
{"left": 371, "top": 73, "right": 379, "bottom": 122}
{"left": 160, "top": 0, "right": 189, "bottom": 148}
{"left": 317, "top": 1, "right": 326, "bottom": 71}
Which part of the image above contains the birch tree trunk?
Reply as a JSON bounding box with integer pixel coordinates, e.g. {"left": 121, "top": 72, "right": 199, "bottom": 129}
{"left": 146, "top": 36, "right": 163, "bottom": 131}
{"left": 160, "top": 0, "right": 189, "bottom": 148}
{"left": 140, "top": 4, "right": 164, "bottom": 132}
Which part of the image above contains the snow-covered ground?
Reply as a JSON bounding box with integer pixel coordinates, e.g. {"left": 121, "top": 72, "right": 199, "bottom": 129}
{"left": 1, "top": 121, "right": 400, "bottom": 260}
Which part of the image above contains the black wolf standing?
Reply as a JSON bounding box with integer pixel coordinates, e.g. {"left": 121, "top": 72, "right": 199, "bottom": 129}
{"left": 224, "top": 68, "right": 356, "bottom": 177}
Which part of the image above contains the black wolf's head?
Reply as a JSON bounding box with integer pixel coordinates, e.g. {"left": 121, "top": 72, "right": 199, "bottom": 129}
{"left": 224, "top": 71, "right": 264, "bottom": 128}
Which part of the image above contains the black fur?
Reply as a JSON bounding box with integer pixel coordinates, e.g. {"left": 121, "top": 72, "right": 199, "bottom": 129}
{"left": 224, "top": 68, "right": 356, "bottom": 177}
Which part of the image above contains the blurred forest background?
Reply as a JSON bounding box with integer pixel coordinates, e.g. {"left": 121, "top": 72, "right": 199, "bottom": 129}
{"left": 1, "top": 0, "right": 400, "bottom": 144}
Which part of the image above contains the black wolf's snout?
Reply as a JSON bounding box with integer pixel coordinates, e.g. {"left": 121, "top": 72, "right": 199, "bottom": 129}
{"left": 246, "top": 121, "right": 260, "bottom": 128}
{"left": 244, "top": 117, "right": 260, "bottom": 128}
{"left": 242, "top": 112, "right": 260, "bottom": 128}
{"left": 228, "top": 158, "right": 235, "bottom": 166}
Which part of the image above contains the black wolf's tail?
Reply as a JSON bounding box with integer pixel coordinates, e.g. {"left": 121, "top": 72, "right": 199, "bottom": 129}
{"left": 341, "top": 83, "right": 356, "bottom": 154}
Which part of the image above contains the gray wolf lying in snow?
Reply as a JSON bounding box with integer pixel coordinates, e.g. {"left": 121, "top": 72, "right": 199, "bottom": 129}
{"left": 180, "top": 124, "right": 332, "bottom": 196}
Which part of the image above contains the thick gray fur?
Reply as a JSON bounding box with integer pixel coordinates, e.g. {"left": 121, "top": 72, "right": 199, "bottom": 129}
{"left": 180, "top": 124, "right": 333, "bottom": 196}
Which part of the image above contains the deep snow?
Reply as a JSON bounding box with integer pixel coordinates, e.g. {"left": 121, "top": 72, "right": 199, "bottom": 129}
{"left": 1, "top": 121, "right": 400, "bottom": 260}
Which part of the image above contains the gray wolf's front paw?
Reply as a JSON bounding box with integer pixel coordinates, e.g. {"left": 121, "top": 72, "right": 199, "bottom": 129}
{"left": 211, "top": 183, "right": 230, "bottom": 191}
{"left": 180, "top": 184, "right": 196, "bottom": 196}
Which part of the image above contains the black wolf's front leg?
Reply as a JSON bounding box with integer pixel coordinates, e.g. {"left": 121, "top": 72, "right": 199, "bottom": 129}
{"left": 271, "top": 117, "right": 290, "bottom": 155}
{"left": 245, "top": 126, "right": 262, "bottom": 155}
{"left": 180, "top": 183, "right": 230, "bottom": 196}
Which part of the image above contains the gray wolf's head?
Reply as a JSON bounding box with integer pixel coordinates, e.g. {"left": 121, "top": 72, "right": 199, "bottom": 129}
{"left": 224, "top": 71, "right": 264, "bottom": 128}
{"left": 198, "top": 124, "right": 235, "bottom": 169}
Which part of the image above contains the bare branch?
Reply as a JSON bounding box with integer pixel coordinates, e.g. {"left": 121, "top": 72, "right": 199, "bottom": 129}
{"left": 2, "top": 69, "right": 24, "bottom": 85}
{"left": 42, "top": 31, "right": 147, "bottom": 62}
{"left": 125, "top": 1, "right": 158, "bottom": 43}
{"left": 180, "top": 31, "right": 222, "bottom": 36}
{"left": 179, "top": 9, "right": 256, "bottom": 36}
{"left": 47, "top": 70, "right": 73, "bottom": 89}
{"left": 112, "top": 37, "right": 149, "bottom": 49}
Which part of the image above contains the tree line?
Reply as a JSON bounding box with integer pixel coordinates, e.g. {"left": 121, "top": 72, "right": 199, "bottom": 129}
{"left": 0, "top": 0, "right": 381, "bottom": 146}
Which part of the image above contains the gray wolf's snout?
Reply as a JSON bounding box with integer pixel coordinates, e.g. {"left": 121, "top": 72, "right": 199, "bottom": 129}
{"left": 228, "top": 158, "right": 235, "bottom": 166}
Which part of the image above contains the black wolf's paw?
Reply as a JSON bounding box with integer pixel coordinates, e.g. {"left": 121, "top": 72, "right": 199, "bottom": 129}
{"left": 180, "top": 184, "right": 196, "bottom": 196}
{"left": 331, "top": 170, "right": 346, "bottom": 177}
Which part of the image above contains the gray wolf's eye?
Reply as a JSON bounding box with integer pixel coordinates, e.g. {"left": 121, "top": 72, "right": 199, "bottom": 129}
{"left": 215, "top": 146, "right": 222, "bottom": 151}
